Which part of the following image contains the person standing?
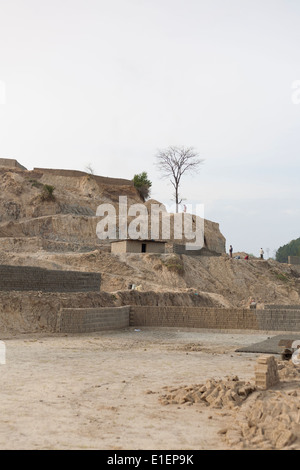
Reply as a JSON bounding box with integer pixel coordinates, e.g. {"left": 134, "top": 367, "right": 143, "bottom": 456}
{"left": 260, "top": 248, "right": 264, "bottom": 259}
{"left": 229, "top": 245, "right": 233, "bottom": 258}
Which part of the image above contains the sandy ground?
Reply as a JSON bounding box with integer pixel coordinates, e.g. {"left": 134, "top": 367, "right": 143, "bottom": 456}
{"left": 0, "top": 327, "right": 283, "bottom": 450}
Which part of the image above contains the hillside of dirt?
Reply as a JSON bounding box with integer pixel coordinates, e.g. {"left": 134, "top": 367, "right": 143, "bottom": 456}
{"left": 1, "top": 249, "right": 300, "bottom": 309}
{"left": 0, "top": 162, "right": 299, "bottom": 310}
{"left": 0, "top": 165, "right": 225, "bottom": 252}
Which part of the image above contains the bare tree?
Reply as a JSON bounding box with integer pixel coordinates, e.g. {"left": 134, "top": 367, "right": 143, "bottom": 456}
{"left": 155, "top": 145, "right": 204, "bottom": 212}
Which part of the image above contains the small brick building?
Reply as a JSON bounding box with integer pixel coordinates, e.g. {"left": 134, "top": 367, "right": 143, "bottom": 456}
{"left": 111, "top": 239, "right": 166, "bottom": 254}
{"left": 288, "top": 256, "right": 300, "bottom": 266}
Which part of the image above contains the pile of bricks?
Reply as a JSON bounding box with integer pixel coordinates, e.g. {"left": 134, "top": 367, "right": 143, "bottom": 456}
{"left": 255, "top": 355, "right": 279, "bottom": 390}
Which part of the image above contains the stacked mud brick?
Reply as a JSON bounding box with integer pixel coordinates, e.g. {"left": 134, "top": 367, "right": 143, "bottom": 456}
{"left": 255, "top": 355, "right": 279, "bottom": 390}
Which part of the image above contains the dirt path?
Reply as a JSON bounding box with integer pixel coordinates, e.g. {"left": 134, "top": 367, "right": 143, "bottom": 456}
{"left": 0, "top": 327, "right": 289, "bottom": 450}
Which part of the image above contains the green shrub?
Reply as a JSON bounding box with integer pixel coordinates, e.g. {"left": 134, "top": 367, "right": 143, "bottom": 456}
{"left": 161, "top": 256, "right": 184, "bottom": 275}
{"left": 275, "top": 273, "right": 289, "bottom": 283}
{"left": 133, "top": 172, "right": 152, "bottom": 201}
{"left": 41, "top": 184, "right": 55, "bottom": 201}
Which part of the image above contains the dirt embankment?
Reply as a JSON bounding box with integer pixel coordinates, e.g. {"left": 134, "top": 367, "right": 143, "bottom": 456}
{"left": 0, "top": 289, "right": 221, "bottom": 337}
{"left": 0, "top": 247, "right": 298, "bottom": 309}
{"left": 0, "top": 165, "right": 299, "bottom": 312}
{"left": 0, "top": 167, "right": 226, "bottom": 251}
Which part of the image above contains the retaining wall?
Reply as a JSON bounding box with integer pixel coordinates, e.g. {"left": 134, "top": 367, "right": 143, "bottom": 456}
{"left": 0, "top": 158, "right": 27, "bottom": 170}
{"left": 1, "top": 292, "right": 300, "bottom": 334}
{"left": 264, "top": 305, "right": 300, "bottom": 310}
{"left": 33, "top": 168, "right": 133, "bottom": 187}
{"left": 129, "top": 306, "right": 300, "bottom": 331}
{"left": 0, "top": 265, "right": 101, "bottom": 292}
{"left": 0, "top": 237, "right": 110, "bottom": 253}
{"left": 173, "top": 244, "right": 221, "bottom": 257}
{"left": 59, "top": 306, "right": 130, "bottom": 333}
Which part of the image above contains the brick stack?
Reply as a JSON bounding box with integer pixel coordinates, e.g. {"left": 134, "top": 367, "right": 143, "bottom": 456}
{"left": 255, "top": 355, "right": 279, "bottom": 390}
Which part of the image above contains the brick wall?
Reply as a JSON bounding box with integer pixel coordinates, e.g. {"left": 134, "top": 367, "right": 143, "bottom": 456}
{"left": 256, "top": 309, "right": 300, "bottom": 331}
{"left": 1, "top": 287, "right": 300, "bottom": 334}
{"left": 0, "top": 265, "right": 101, "bottom": 292}
{"left": 130, "top": 306, "right": 300, "bottom": 331}
{"left": 111, "top": 240, "right": 166, "bottom": 254}
{"left": 59, "top": 306, "right": 130, "bottom": 333}
{"left": 264, "top": 305, "right": 300, "bottom": 310}
{"left": 130, "top": 306, "right": 259, "bottom": 330}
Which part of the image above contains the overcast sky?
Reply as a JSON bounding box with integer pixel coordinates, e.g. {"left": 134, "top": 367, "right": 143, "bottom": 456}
{"left": 0, "top": 0, "right": 300, "bottom": 257}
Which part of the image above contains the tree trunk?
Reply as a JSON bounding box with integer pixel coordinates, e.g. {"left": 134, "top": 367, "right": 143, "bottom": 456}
{"left": 175, "top": 185, "right": 179, "bottom": 213}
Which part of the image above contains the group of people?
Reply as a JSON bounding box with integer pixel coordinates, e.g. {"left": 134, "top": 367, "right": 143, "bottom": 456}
{"left": 229, "top": 245, "right": 264, "bottom": 260}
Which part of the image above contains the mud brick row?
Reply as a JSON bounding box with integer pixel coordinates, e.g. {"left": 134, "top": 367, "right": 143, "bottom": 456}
{"left": 0, "top": 265, "right": 101, "bottom": 292}
{"left": 59, "top": 307, "right": 130, "bottom": 333}
{"left": 264, "top": 305, "right": 300, "bottom": 310}
{"left": 129, "top": 307, "right": 259, "bottom": 329}
{"left": 130, "top": 306, "right": 300, "bottom": 331}
{"left": 256, "top": 310, "right": 300, "bottom": 331}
